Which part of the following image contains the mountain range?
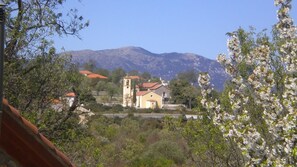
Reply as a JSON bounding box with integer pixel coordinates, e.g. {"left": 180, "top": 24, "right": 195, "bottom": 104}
{"left": 66, "top": 46, "right": 229, "bottom": 90}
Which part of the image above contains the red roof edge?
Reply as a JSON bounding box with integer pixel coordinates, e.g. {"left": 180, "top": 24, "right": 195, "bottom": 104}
{"left": 65, "top": 92, "right": 76, "bottom": 97}
{"left": 87, "top": 73, "right": 108, "bottom": 79}
{"left": 79, "top": 70, "right": 93, "bottom": 75}
{"left": 150, "top": 84, "right": 162, "bottom": 90}
{"left": 125, "top": 76, "right": 140, "bottom": 80}
{"left": 0, "top": 99, "right": 75, "bottom": 167}
{"left": 136, "top": 91, "right": 150, "bottom": 96}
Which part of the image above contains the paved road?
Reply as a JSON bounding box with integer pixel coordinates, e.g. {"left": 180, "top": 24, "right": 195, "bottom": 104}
{"left": 102, "top": 113, "right": 200, "bottom": 119}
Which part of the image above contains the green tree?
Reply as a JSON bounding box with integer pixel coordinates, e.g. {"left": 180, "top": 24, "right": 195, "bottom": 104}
{"left": 95, "top": 68, "right": 110, "bottom": 78}
{"left": 95, "top": 80, "right": 107, "bottom": 92}
{"left": 169, "top": 79, "right": 189, "bottom": 104}
{"left": 132, "top": 81, "right": 137, "bottom": 106}
{"left": 181, "top": 85, "right": 199, "bottom": 109}
{"left": 128, "top": 70, "right": 139, "bottom": 76}
{"left": 4, "top": 0, "right": 88, "bottom": 108}
{"left": 141, "top": 71, "right": 151, "bottom": 81}
{"left": 106, "top": 82, "right": 119, "bottom": 101}
{"left": 4, "top": 0, "right": 89, "bottom": 61}
{"left": 83, "top": 60, "right": 96, "bottom": 72}
{"left": 169, "top": 78, "right": 199, "bottom": 108}
{"left": 177, "top": 69, "right": 198, "bottom": 85}
{"left": 183, "top": 118, "right": 243, "bottom": 166}
{"left": 2, "top": 0, "right": 89, "bottom": 156}
{"left": 111, "top": 68, "right": 126, "bottom": 84}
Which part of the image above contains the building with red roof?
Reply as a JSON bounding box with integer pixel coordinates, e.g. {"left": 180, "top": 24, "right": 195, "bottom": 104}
{"left": 64, "top": 92, "right": 76, "bottom": 107}
{"left": 140, "top": 82, "right": 159, "bottom": 89}
{"left": 0, "top": 99, "right": 75, "bottom": 167}
{"left": 136, "top": 91, "right": 162, "bottom": 109}
{"left": 65, "top": 92, "right": 75, "bottom": 97}
{"left": 87, "top": 73, "right": 108, "bottom": 79}
{"left": 79, "top": 70, "right": 93, "bottom": 76}
{"left": 79, "top": 70, "right": 107, "bottom": 79}
{"left": 123, "top": 76, "right": 171, "bottom": 108}
{"left": 125, "top": 76, "right": 140, "bottom": 80}
{"left": 139, "top": 82, "right": 170, "bottom": 102}
{"left": 136, "top": 91, "right": 150, "bottom": 96}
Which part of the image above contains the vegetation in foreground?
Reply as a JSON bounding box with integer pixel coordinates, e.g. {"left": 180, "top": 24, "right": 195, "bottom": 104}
{"left": 53, "top": 114, "right": 243, "bottom": 167}
{"left": 2, "top": 0, "right": 296, "bottom": 167}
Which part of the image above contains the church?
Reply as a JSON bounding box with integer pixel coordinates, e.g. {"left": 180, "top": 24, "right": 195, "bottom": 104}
{"left": 122, "top": 76, "right": 170, "bottom": 109}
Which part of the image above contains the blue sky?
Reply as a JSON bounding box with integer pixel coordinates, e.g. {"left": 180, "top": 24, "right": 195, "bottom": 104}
{"left": 54, "top": 0, "right": 297, "bottom": 60}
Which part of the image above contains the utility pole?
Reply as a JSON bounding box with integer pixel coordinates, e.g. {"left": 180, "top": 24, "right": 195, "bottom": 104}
{"left": 0, "top": 2, "right": 5, "bottom": 116}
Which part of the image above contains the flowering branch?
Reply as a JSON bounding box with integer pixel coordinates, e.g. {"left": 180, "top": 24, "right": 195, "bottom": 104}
{"left": 198, "top": 0, "right": 297, "bottom": 166}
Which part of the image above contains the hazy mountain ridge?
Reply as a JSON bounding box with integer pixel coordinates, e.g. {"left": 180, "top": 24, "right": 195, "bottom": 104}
{"left": 67, "top": 46, "right": 229, "bottom": 90}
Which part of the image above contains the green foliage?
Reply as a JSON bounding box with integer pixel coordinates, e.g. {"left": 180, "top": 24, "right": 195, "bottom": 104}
{"left": 4, "top": 0, "right": 89, "bottom": 60}
{"left": 128, "top": 70, "right": 139, "bottom": 76}
{"left": 183, "top": 118, "right": 243, "bottom": 166}
{"left": 219, "top": 82, "right": 233, "bottom": 112}
{"left": 2, "top": 2, "right": 94, "bottom": 166}
{"left": 5, "top": 50, "right": 81, "bottom": 111}
{"left": 106, "top": 82, "right": 120, "bottom": 100}
{"left": 221, "top": 27, "right": 287, "bottom": 147}
{"left": 130, "top": 140, "right": 183, "bottom": 167}
{"left": 169, "top": 78, "right": 199, "bottom": 108}
{"left": 3, "top": 0, "right": 89, "bottom": 141}
{"left": 169, "top": 79, "right": 190, "bottom": 104}
{"left": 120, "top": 138, "right": 144, "bottom": 161}
{"left": 95, "top": 81, "right": 107, "bottom": 92}
{"left": 83, "top": 60, "right": 96, "bottom": 72}
{"left": 177, "top": 69, "right": 198, "bottom": 84}
{"left": 95, "top": 68, "right": 110, "bottom": 79}
{"left": 132, "top": 81, "right": 137, "bottom": 105}
{"left": 111, "top": 68, "right": 126, "bottom": 85}
{"left": 149, "top": 140, "right": 185, "bottom": 164}
{"left": 49, "top": 110, "right": 247, "bottom": 167}
{"left": 163, "top": 116, "right": 183, "bottom": 131}
{"left": 130, "top": 156, "right": 174, "bottom": 167}
{"left": 141, "top": 71, "right": 151, "bottom": 81}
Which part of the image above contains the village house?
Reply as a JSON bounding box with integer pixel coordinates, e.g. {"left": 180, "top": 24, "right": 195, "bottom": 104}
{"left": 139, "top": 82, "right": 170, "bottom": 102}
{"left": 65, "top": 92, "right": 76, "bottom": 107}
{"left": 122, "top": 76, "right": 170, "bottom": 109}
{"left": 50, "top": 92, "right": 94, "bottom": 126}
{"left": 136, "top": 91, "right": 162, "bottom": 109}
{"left": 79, "top": 70, "right": 108, "bottom": 79}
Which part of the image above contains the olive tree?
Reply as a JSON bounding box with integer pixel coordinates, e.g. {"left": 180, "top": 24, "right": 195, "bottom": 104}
{"left": 3, "top": 0, "right": 88, "bottom": 107}
{"left": 2, "top": 0, "right": 89, "bottom": 140}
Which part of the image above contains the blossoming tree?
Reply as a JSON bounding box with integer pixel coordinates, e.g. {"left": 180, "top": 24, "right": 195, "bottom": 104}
{"left": 198, "top": 0, "right": 297, "bottom": 166}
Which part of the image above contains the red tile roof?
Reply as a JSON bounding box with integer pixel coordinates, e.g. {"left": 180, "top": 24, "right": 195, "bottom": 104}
{"left": 136, "top": 91, "right": 150, "bottom": 96}
{"left": 125, "top": 76, "right": 140, "bottom": 80}
{"left": 141, "top": 82, "right": 159, "bottom": 89}
{"left": 0, "top": 99, "right": 75, "bottom": 167}
{"left": 65, "top": 92, "right": 76, "bottom": 97}
{"left": 52, "top": 99, "right": 61, "bottom": 104}
{"left": 87, "top": 73, "right": 108, "bottom": 79}
{"left": 79, "top": 70, "right": 108, "bottom": 79}
{"left": 79, "top": 70, "right": 93, "bottom": 75}
{"left": 150, "top": 84, "right": 162, "bottom": 90}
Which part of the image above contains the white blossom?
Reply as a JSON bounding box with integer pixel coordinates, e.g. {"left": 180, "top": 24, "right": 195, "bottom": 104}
{"left": 198, "top": 1, "right": 297, "bottom": 166}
